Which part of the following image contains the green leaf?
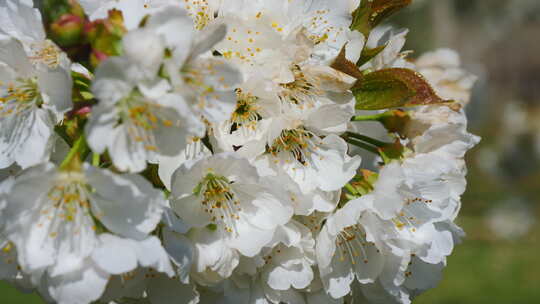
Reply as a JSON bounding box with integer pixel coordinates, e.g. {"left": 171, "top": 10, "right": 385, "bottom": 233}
{"left": 353, "top": 68, "right": 450, "bottom": 110}
{"left": 350, "top": 1, "right": 371, "bottom": 36}
{"left": 369, "top": 0, "right": 412, "bottom": 28}
{"left": 351, "top": 0, "right": 412, "bottom": 36}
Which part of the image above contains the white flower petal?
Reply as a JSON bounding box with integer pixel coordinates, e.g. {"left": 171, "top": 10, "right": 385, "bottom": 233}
{"left": 171, "top": 195, "right": 212, "bottom": 228}
{"left": 37, "top": 65, "right": 73, "bottom": 116}
{"left": 372, "top": 162, "right": 407, "bottom": 220}
{"left": 163, "top": 228, "right": 194, "bottom": 283}
{"left": 92, "top": 57, "right": 135, "bottom": 104}
{"left": 0, "top": 0, "right": 46, "bottom": 44}
{"left": 92, "top": 234, "right": 138, "bottom": 275}
{"left": 45, "top": 261, "right": 109, "bottom": 304}
{"left": 122, "top": 28, "right": 165, "bottom": 77}
{"left": 133, "top": 236, "right": 174, "bottom": 277}
{"left": 228, "top": 220, "right": 274, "bottom": 257}
{"left": 87, "top": 166, "right": 165, "bottom": 239}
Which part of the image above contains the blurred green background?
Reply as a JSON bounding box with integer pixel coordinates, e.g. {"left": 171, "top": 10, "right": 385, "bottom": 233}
{"left": 395, "top": 1, "right": 540, "bottom": 303}
{"left": 2, "top": 0, "right": 540, "bottom": 303}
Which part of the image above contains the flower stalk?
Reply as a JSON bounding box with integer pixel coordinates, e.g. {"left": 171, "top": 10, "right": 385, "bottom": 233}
{"left": 344, "top": 136, "right": 380, "bottom": 154}
{"left": 344, "top": 131, "right": 392, "bottom": 147}
{"left": 59, "top": 135, "right": 89, "bottom": 170}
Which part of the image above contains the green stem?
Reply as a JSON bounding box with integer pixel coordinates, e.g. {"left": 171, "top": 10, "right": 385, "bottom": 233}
{"left": 351, "top": 112, "right": 389, "bottom": 122}
{"left": 345, "top": 137, "right": 379, "bottom": 154}
{"left": 54, "top": 125, "right": 73, "bottom": 146}
{"left": 345, "top": 132, "right": 391, "bottom": 147}
{"left": 59, "top": 135, "right": 89, "bottom": 170}
{"left": 92, "top": 153, "right": 100, "bottom": 167}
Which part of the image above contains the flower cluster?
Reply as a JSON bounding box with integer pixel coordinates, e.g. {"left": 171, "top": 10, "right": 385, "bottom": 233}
{"left": 0, "top": 1, "right": 479, "bottom": 304}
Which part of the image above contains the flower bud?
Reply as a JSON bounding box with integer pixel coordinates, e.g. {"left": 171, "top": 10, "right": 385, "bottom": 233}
{"left": 43, "top": 0, "right": 86, "bottom": 47}
{"left": 85, "top": 9, "right": 127, "bottom": 67}
{"left": 49, "top": 14, "right": 85, "bottom": 47}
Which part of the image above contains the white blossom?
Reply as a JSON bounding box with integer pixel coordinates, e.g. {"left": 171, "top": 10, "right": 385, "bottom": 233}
{"left": 171, "top": 153, "right": 293, "bottom": 255}
{"left": 1, "top": 163, "right": 169, "bottom": 303}
{"left": 0, "top": 0, "right": 72, "bottom": 169}
{"left": 0, "top": 1, "right": 481, "bottom": 303}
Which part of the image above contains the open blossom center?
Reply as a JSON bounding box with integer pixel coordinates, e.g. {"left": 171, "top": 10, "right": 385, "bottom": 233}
{"left": 279, "top": 65, "right": 322, "bottom": 108}
{"left": 336, "top": 224, "right": 376, "bottom": 265}
{"left": 40, "top": 172, "right": 94, "bottom": 238}
{"left": 392, "top": 198, "right": 433, "bottom": 233}
{"left": 29, "top": 40, "right": 62, "bottom": 68}
{"left": 268, "top": 127, "right": 317, "bottom": 165}
{"left": 118, "top": 92, "right": 173, "bottom": 152}
{"left": 298, "top": 213, "right": 325, "bottom": 232}
{"left": 194, "top": 172, "right": 241, "bottom": 233}
{"left": 229, "top": 89, "right": 260, "bottom": 131}
{"left": 1, "top": 242, "right": 16, "bottom": 267}
{"left": 306, "top": 9, "right": 344, "bottom": 45}
{"left": 184, "top": 0, "right": 213, "bottom": 30}
{"left": 262, "top": 244, "right": 285, "bottom": 265}
{"left": 0, "top": 78, "right": 41, "bottom": 118}
{"left": 182, "top": 61, "right": 229, "bottom": 110}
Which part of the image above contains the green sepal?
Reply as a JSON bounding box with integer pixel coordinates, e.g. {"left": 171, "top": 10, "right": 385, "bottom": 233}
{"left": 357, "top": 44, "right": 387, "bottom": 67}
{"left": 331, "top": 45, "right": 364, "bottom": 80}
{"left": 378, "top": 109, "right": 410, "bottom": 134}
{"left": 378, "top": 140, "right": 406, "bottom": 164}
{"left": 348, "top": 170, "right": 379, "bottom": 196}
{"left": 141, "top": 164, "right": 166, "bottom": 190}
{"left": 72, "top": 70, "right": 94, "bottom": 101}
